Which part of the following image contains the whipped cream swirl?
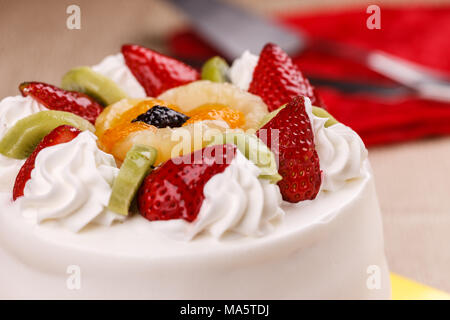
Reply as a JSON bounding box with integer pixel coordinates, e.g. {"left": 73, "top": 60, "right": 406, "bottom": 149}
{"left": 228, "top": 50, "right": 259, "bottom": 91}
{"left": 151, "top": 150, "right": 284, "bottom": 240}
{"left": 92, "top": 53, "right": 146, "bottom": 98}
{"left": 0, "top": 156, "right": 24, "bottom": 192}
{"left": 0, "top": 96, "right": 47, "bottom": 192}
{"left": 0, "top": 95, "right": 48, "bottom": 139}
{"left": 304, "top": 98, "right": 368, "bottom": 191}
{"left": 18, "top": 131, "right": 125, "bottom": 232}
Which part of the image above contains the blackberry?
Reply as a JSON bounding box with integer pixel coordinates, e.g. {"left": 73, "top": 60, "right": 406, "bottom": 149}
{"left": 131, "top": 105, "right": 189, "bottom": 128}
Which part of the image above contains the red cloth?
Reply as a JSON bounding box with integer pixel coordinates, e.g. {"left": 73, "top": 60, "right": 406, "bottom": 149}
{"left": 168, "top": 6, "right": 450, "bottom": 147}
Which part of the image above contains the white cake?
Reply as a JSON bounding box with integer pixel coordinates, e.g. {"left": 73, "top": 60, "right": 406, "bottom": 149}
{"left": 0, "top": 161, "right": 389, "bottom": 299}
{"left": 0, "top": 49, "right": 390, "bottom": 299}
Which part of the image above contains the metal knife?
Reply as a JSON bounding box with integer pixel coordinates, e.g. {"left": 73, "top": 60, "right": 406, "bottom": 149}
{"left": 168, "top": 0, "right": 450, "bottom": 102}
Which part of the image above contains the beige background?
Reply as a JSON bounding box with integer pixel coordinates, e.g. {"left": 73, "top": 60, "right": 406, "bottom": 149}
{"left": 1, "top": 0, "right": 449, "bottom": 293}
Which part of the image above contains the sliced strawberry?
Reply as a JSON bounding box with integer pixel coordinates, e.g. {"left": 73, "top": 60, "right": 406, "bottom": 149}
{"left": 249, "top": 43, "right": 324, "bottom": 111}
{"left": 257, "top": 96, "right": 321, "bottom": 202}
{"left": 19, "top": 82, "right": 102, "bottom": 124}
{"left": 122, "top": 44, "right": 200, "bottom": 97}
{"left": 137, "top": 144, "right": 236, "bottom": 222}
{"left": 13, "top": 125, "right": 81, "bottom": 200}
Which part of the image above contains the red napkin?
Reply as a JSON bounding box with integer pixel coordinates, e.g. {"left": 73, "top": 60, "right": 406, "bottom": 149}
{"left": 168, "top": 6, "right": 450, "bottom": 147}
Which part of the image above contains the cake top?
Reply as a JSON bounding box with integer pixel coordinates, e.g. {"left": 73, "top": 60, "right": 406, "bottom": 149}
{"left": 0, "top": 43, "right": 367, "bottom": 240}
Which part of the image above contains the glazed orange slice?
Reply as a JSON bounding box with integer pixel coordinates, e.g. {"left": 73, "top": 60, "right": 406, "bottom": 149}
{"left": 111, "top": 99, "right": 180, "bottom": 130}
{"left": 184, "top": 103, "right": 245, "bottom": 128}
{"left": 98, "top": 121, "right": 156, "bottom": 153}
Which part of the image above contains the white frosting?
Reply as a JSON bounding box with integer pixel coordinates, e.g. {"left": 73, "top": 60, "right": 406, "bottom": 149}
{"left": 0, "top": 95, "right": 48, "bottom": 140}
{"left": 0, "top": 96, "right": 47, "bottom": 192}
{"left": 151, "top": 150, "right": 284, "bottom": 240}
{"left": 0, "top": 161, "right": 390, "bottom": 299}
{"left": 17, "top": 131, "right": 125, "bottom": 232}
{"left": 303, "top": 97, "right": 368, "bottom": 191}
{"left": 228, "top": 50, "right": 259, "bottom": 91}
{"left": 92, "top": 53, "right": 146, "bottom": 98}
{"left": 0, "top": 156, "right": 24, "bottom": 193}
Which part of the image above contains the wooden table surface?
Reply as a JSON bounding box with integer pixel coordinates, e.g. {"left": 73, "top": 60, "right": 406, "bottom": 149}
{"left": 1, "top": 0, "right": 449, "bottom": 293}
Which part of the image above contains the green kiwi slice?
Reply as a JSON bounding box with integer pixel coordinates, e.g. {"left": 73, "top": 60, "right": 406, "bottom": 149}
{"left": 312, "top": 106, "right": 338, "bottom": 127}
{"left": 108, "top": 144, "right": 157, "bottom": 216}
{"left": 61, "top": 66, "right": 128, "bottom": 106}
{"left": 0, "top": 110, "right": 95, "bottom": 159}
{"left": 208, "top": 132, "right": 281, "bottom": 183}
{"left": 201, "top": 56, "right": 230, "bottom": 83}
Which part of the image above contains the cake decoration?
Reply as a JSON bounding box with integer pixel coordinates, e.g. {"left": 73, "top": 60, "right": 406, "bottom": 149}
{"left": 257, "top": 96, "right": 321, "bottom": 202}
{"left": 19, "top": 81, "right": 102, "bottom": 124}
{"left": 12, "top": 125, "right": 82, "bottom": 200}
{"left": 248, "top": 43, "right": 323, "bottom": 111}
{"left": 62, "top": 66, "right": 128, "bottom": 106}
{"left": 122, "top": 44, "right": 200, "bottom": 97}
{"left": 0, "top": 42, "right": 390, "bottom": 299}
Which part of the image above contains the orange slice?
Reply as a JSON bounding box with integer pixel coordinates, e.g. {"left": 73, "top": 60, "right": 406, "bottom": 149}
{"left": 98, "top": 121, "right": 156, "bottom": 153}
{"left": 184, "top": 103, "right": 245, "bottom": 128}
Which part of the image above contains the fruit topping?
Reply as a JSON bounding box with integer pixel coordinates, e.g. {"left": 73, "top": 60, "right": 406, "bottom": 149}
{"left": 95, "top": 98, "right": 180, "bottom": 137}
{"left": 108, "top": 144, "right": 157, "bottom": 216}
{"left": 259, "top": 104, "right": 339, "bottom": 129}
{"left": 13, "top": 125, "right": 81, "bottom": 200}
{"left": 19, "top": 82, "right": 102, "bottom": 124}
{"left": 249, "top": 43, "right": 323, "bottom": 112}
{"left": 257, "top": 96, "right": 321, "bottom": 202}
{"left": 312, "top": 106, "right": 338, "bottom": 128}
{"left": 201, "top": 56, "right": 229, "bottom": 83}
{"left": 98, "top": 121, "right": 155, "bottom": 154}
{"left": 132, "top": 105, "right": 190, "bottom": 128}
{"left": 184, "top": 103, "right": 244, "bottom": 128}
{"left": 207, "top": 132, "right": 281, "bottom": 183}
{"left": 122, "top": 44, "right": 200, "bottom": 97}
{"left": 107, "top": 120, "right": 228, "bottom": 165}
{"left": 137, "top": 144, "right": 236, "bottom": 222}
{"left": 61, "top": 66, "right": 128, "bottom": 106}
{"left": 158, "top": 80, "right": 268, "bottom": 130}
{"left": 0, "top": 110, "right": 94, "bottom": 159}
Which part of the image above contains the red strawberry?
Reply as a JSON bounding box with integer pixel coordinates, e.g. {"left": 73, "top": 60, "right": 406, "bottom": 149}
{"left": 13, "top": 125, "right": 81, "bottom": 200}
{"left": 257, "top": 96, "right": 321, "bottom": 202}
{"left": 249, "top": 43, "right": 324, "bottom": 111}
{"left": 19, "top": 82, "right": 102, "bottom": 124}
{"left": 122, "top": 44, "right": 200, "bottom": 97}
{"left": 137, "top": 144, "right": 236, "bottom": 222}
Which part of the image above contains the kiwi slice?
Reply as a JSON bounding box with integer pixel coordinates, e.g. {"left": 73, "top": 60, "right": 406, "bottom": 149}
{"left": 108, "top": 144, "right": 157, "bottom": 216}
{"left": 312, "top": 106, "right": 338, "bottom": 127}
{"left": 208, "top": 132, "right": 281, "bottom": 183}
{"left": 258, "top": 105, "right": 338, "bottom": 129}
{"left": 0, "top": 110, "right": 95, "bottom": 159}
{"left": 61, "top": 66, "right": 128, "bottom": 106}
{"left": 201, "top": 56, "right": 230, "bottom": 83}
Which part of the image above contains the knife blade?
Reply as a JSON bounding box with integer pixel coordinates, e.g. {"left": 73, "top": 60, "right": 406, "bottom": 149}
{"left": 167, "top": 0, "right": 304, "bottom": 59}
